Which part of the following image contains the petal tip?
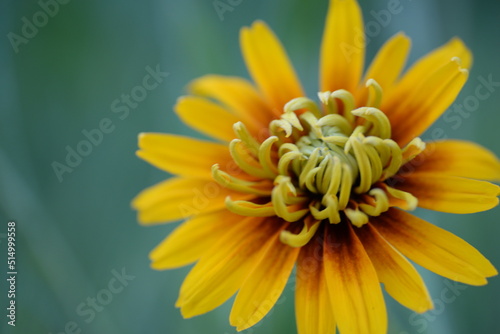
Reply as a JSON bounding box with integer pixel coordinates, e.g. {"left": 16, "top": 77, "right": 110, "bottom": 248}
{"left": 396, "top": 31, "right": 410, "bottom": 40}
{"left": 251, "top": 19, "right": 266, "bottom": 29}
{"left": 135, "top": 149, "right": 147, "bottom": 161}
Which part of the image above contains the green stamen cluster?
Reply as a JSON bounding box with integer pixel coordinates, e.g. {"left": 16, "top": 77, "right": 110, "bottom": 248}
{"left": 213, "top": 80, "right": 426, "bottom": 247}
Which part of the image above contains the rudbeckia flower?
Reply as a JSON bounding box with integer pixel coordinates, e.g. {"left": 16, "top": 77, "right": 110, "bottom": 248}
{"left": 133, "top": 0, "right": 500, "bottom": 333}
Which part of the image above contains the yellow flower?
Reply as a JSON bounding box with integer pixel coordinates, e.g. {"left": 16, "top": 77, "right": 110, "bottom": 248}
{"left": 133, "top": 0, "right": 500, "bottom": 333}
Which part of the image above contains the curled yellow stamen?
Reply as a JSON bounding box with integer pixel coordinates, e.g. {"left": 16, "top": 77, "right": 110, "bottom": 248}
{"left": 382, "top": 140, "right": 403, "bottom": 179}
{"left": 347, "top": 136, "right": 372, "bottom": 194}
{"left": 383, "top": 184, "right": 418, "bottom": 210}
{"left": 212, "top": 164, "right": 272, "bottom": 196}
{"left": 281, "top": 110, "right": 304, "bottom": 131}
{"left": 284, "top": 97, "right": 321, "bottom": 118}
{"left": 363, "top": 136, "right": 391, "bottom": 169}
{"left": 299, "top": 148, "right": 321, "bottom": 189}
{"left": 220, "top": 82, "right": 424, "bottom": 232}
{"left": 359, "top": 188, "right": 390, "bottom": 216}
{"left": 271, "top": 176, "right": 309, "bottom": 222}
{"left": 329, "top": 89, "right": 355, "bottom": 123}
{"left": 225, "top": 197, "right": 275, "bottom": 217}
{"left": 345, "top": 206, "right": 369, "bottom": 228}
{"left": 325, "top": 156, "right": 342, "bottom": 197}
{"left": 233, "top": 122, "right": 260, "bottom": 155}
{"left": 278, "top": 151, "right": 301, "bottom": 176}
{"left": 402, "top": 137, "right": 427, "bottom": 164}
{"left": 300, "top": 111, "right": 324, "bottom": 138}
{"left": 270, "top": 119, "right": 294, "bottom": 138}
{"left": 316, "top": 114, "right": 353, "bottom": 135}
{"left": 258, "top": 136, "right": 279, "bottom": 177}
{"left": 314, "top": 155, "right": 331, "bottom": 194}
{"left": 366, "top": 78, "right": 383, "bottom": 109}
{"left": 338, "top": 164, "right": 354, "bottom": 209}
{"left": 363, "top": 144, "right": 384, "bottom": 184}
{"left": 310, "top": 196, "right": 341, "bottom": 224}
{"left": 280, "top": 217, "right": 321, "bottom": 247}
{"left": 318, "top": 91, "right": 336, "bottom": 114}
{"left": 352, "top": 107, "right": 391, "bottom": 139}
{"left": 229, "top": 140, "right": 271, "bottom": 179}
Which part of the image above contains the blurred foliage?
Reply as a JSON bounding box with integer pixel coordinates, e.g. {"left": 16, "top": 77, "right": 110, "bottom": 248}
{"left": 0, "top": 0, "right": 499, "bottom": 333}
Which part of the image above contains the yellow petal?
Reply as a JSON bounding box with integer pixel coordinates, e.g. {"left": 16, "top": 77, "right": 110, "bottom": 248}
{"left": 323, "top": 223, "right": 387, "bottom": 334}
{"left": 356, "top": 224, "right": 433, "bottom": 313}
{"left": 382, "top": 38, "right": 472, "bottom": 145}
{"left": 137, "top": 133, "right": 230, "bottom": 179}
{"left": 386, "top": 38, "right": 472, "bottom": 106}
{"left": 132, "top": 177, "right": 251, "bottom": 224}
{"left": 394, "top": 173, "right": 499, "bottom": 214}
{"left": 188, "top": 75, "right": 274, "bottom": 131}
{"left": 295, "top": 239, "right": 336, "bottom": 334}
{"left": 396, "top": 37, "right": 472, "bottom": 85}
{"left": 177, "top": 217, "right": 281, "bottom": 318}
{"left": 359, "top": 32, "right": 411, "bottom": 102}
{"left": 175, "top": 96, "right": 241, "bottom": 142}
{"left": 149, "top": 210, "right": 239, "bottom": 269}
{"left": 374, "top": 209, "right": 498, "bottom": 285}
{"left": 240, "top": 21, "right": 304, "bottom": 114}
{"left": 390, "top": 58, "right": 468, "bottom": 146}
{"left": 408, "top": 140, "right": 500, "bottom": 181}
{"left": 320, "top": 0, "right": 364, "bottom": 93}
{"left": 230, "top": 225, "right": 300, "bottom": 331}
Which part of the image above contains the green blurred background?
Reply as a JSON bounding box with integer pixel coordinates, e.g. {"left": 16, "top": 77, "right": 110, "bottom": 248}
{"left": 1, "top": 0, "right": 499, "bottom": 333}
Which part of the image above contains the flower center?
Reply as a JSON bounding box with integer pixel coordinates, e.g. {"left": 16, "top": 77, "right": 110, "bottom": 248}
{"left": 212, "top": 80, "right": 425, "bottom": 247}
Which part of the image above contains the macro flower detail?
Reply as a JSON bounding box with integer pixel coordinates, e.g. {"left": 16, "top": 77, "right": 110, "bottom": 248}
{"left": 133, "top": 0, "right": 500, "bottom": 333}
{"left": 220, "top": 85, "right": 422, "bottom": 240}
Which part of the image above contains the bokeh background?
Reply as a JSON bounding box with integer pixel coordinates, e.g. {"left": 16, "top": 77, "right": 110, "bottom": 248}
{"left": 1, "top": 0, "right": 499, "bottom": 333}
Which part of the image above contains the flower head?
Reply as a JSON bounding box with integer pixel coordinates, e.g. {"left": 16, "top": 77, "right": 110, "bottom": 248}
{"left": 133, "top": 0, "right": 500, "bottom": 333}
